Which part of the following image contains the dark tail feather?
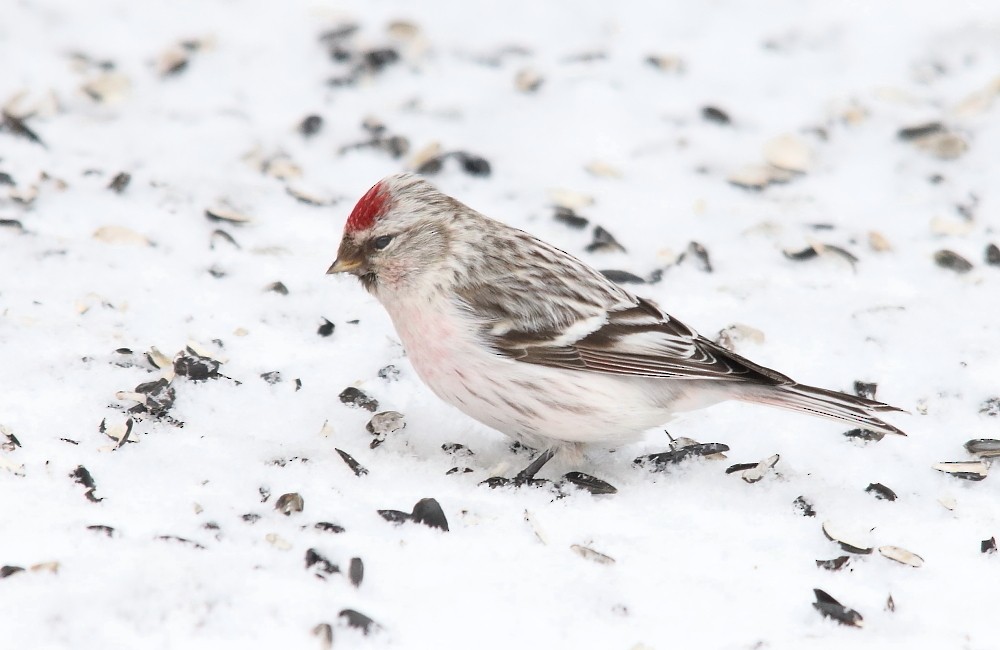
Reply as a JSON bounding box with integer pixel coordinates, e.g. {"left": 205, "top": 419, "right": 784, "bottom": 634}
{"left": 744, "top": 383, "right": 907, "bottom": 437}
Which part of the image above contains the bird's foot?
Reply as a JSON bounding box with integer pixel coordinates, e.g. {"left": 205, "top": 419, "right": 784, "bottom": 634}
{"left": 481, "top": 448, "right": 618, "bottom": 495}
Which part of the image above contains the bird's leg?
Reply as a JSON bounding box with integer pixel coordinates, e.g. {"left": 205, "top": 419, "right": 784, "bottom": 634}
{"left": 513, "top": 447, "right": 556, "bottom": 483}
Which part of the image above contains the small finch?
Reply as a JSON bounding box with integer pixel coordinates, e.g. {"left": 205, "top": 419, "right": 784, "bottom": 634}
{"left": 328, "top": 173, "right": 904, "bottom": 475}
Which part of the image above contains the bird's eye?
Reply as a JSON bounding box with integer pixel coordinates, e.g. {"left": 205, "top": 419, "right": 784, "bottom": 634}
{"left": 372, "top": 235, "right": 394, "bottom": 250}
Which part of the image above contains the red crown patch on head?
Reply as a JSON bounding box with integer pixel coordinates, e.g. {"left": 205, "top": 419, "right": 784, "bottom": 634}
{"left": 345, "top": 181, "right": 388, "bottom": 233}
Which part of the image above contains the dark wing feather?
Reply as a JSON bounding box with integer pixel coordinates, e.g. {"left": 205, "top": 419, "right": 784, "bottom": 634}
{"left": 495, "top": 296, "right": 793, "bottom": 385}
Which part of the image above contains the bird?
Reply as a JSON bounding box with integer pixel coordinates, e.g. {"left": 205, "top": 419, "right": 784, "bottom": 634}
{"left": 327, "top": 172, "right": 904, "bottom": 479}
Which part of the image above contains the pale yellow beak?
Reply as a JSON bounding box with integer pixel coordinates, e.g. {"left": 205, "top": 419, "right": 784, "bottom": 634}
{"left": 326, "top": 257, "right": 362, "bottom": 274}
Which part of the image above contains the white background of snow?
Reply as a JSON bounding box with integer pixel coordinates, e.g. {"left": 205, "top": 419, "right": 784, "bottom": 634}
{"left": 1, "top": 0, "right": 999, "bottom": 648}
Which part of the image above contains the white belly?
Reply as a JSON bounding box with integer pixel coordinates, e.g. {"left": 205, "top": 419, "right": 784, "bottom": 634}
{"left": 379, "top": 289, "right": 677, "bottom": 448}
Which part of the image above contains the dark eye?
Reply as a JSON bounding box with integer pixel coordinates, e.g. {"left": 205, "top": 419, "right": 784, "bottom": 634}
{"left": 372, "top": 235, "right": 394, "bottom": 250}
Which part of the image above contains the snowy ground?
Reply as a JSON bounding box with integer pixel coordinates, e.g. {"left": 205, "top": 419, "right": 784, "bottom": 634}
{"left": 2, "top": 1, "right": 999, "bottom": 648}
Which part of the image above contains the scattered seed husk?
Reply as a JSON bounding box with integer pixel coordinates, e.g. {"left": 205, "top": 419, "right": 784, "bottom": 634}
{"left": 70, "top": 465, "right": 98, "bottom": 492}
{"left": 812, "top": 589, "right": 864, "bottom": 627}
{"left": 986, "top": 244, "right": 1000, "bottom": 266}
{"left": 701, "top": 106, "right": 731, "bottom": 125}
{"left": 259, "top": 486, "right": 271, "bottom": 503}
{"left": 713, "top": 323, "right": 765, "bottom": 352}
{"left": 677, "top": 241, "right": 713, "bottom": 272}
{"left": 8, "top": 183, "right": 39, "bottom": 205}
{"left": 562, "top": 472, "right": 617, "bottom": 495}
{"left": 93, "top": 225, "right": 151, "bottom": 246}
{"left": 339, "top": 387, "right": 378, "bottom": 411}
{"left": 411, "top": 498, "right": 449, "bottom": 531}
{"left": 377, "top": 509, "right": 411, "bottom": 525}
{"left": 205, "top": 207, "right": 252, "bottom": 225}
{"left": 86, "top": 525, "right": 115, "bottom": 537}
{"left": 764, "top": 134, "right": 813, "bottom": 173}
{"left": 264, "top": 533, "right": 292, "bottom": 551}
{"left": 173, "top": 353, "right": 220, "bottom": 380}
{"left": 938, "top": 496, "right": 957, "bottom": 511}
{"left": 107, "top": 172, "right": 131, "bottom": 193}
{"left": 1, "top": 425, "right": 20, "bottom": 451}
{"left": 442, "top": 443, "right": 473, "bottom": 456}
{"left": 27, "top": 562, "right": 61, "bottom": 575}
{"left": 982, "top": 537, "right": 997, "bottom": 554}
{"left": 548, "top": 188, "right": 594, "bottom": 210}
{"left": 264, "top": 281, "right": 288, "bottom": 295}
{"left": 366, "top": 411, "right": 405, "bottom": 437}
{"left": 964, "top": 439, "right": 1000, "bottom": 458}
{"left": 158, "top": 46, "right": 189, "bottom": 76}
{"left": 1, "top": 111, "right": 45, "bottom": 146}
{"left": 822, "top": 520, "right": 874, "bottom": 554}
{"left": 933, "top": 461, "right": 988, "bottom": 481}
{"left": 156, "top": 535, "right": 205, "bottom": 550}
{"left": 868, "top": 231, "right": 892, "bottom": 252}
{"left": 794, "top": 496, "right": 817, "bottom": 517}
{"left": 515, "top": 67, "right": 543, "bottom": 93}
{"left": 981, "top": 398, "right": 1000, "bottom": 417}
{"left": 81, "top": 72, "right": 131, "bottom": 103}
{"left": 600, "top": 269, "right": 645, "bottom": 284}
{"left": 335, "top": 448, "right": 368, "bottom": 477}
{"left": 865, "top": 483, "right": 897, "bottom": 501}
{"left": 378, "top": 498, "right": 449, "bottom": 531}
{"left": 727, "top": 164, "right": 796, "bottom": 190}
{"left": 740, "top": 453, "right": 779, "bottom": 483}
{"left": 378, "top": 365, "right": 399, "bottom": 381}
{"left": 570, "top": 544, "right": 615, "bottom": 565}
{"left": 317, "top": 318, "right": 335, "bottom": 337}
{"left": 1, "top": 566, "right": 25, "bottom": 579}
{"left": 101, "top": 417, "right": 134, "bottom": 448}
{"left": 339, "top": 609, "right": 380, "bottom": 635}
{"left": 305, "top": 548, "right": 338, "bottom": 574}
{"left": 209, "top": 228, "right": 240, "bottom": 250}
{"left": 299, "top": 114, "right": 323, "bottom": 137}
{"left": 274, "top": 493, "right": 304, "bottom": 516}
{"left": 934, "top": 249, "right": 973, "bottom": 273}
{"left": 348, "top": 557, "right": 364, "bottom": 587}
{"left": 553, "top": 206, "right": 589, "bottom": 229}
{"left": 0, "top": 218, "right": 24, "bottom": 232}
{"left": 242, "top": 513, "right": 260, "bottom": 524}
{"left": 262, "top": 156, "right": 302, "bottom": 181}
{"left": 523, "top": 509, "right": 548, "bottom": 544}
{"left": 898, "top": 122, "right": 944, "bottom": 140}
{"left": 286, "top": 185, "right": 334, "bottom": 206}
{"left": 260, "top": 371, "right": 282, "bottom": 385}
{"left": 783, "top": 242, "right": 858, "bottom": 268}
{"left": 584, "top": 160, "right": 622, "bottom": 178}
{"left": 843, "top": 428, "right": 886, "bottom": 442}
{"left": 645, "top": 54, "right": 685, "bottom": 73}
{"left": 29, "top": 563, "right": 61, "bottom": 576}
{"left": 816, "top": 556, "right": 851, "bottom": 571}
{"left": 635, "top": 443, "right": 730, "bottom": 469}
{"left": 878, "top": 545, "right": 924, "bottom": 567}
{"left": 916, "top": 131, "right": 968, "bottom": 160}
{"left": 930, "top": 215, "right": 975, "bottom": 237}
{"left": 586, "top": 226, "right": 626, "bottom": 253}
{"left": 853, "top": 381, "right": 878, "bottom": 400}
{"left": 312, "top": 623, "right": 333, "bottom": 650}
{"left": 315, "top": 522, "right": 346, "bottom": 534}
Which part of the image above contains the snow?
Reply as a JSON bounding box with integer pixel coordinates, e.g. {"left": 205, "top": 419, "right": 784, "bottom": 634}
{"left": 2, "top": 0, "right": 999, "bottom": 648}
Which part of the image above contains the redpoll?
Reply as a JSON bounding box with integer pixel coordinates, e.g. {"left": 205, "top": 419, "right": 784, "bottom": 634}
{"left": 328, "top": 173, "right": 904, "bottom": 473}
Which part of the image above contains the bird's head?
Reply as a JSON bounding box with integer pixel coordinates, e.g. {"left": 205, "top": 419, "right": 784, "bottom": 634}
{"left": 327, "top": 173, "right": 455, "bottom": 292}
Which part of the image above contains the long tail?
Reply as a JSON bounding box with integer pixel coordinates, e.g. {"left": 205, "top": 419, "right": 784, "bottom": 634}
{"left": 743, "top": 383, "right": 907, "bottom": 437}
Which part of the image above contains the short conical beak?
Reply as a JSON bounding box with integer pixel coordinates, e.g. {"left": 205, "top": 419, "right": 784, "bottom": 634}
{"left": 327, "top": 239, "right": 365, "bottom": 275}
{"left": 326, "top": 257, "right": 362, "bottom": 274}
